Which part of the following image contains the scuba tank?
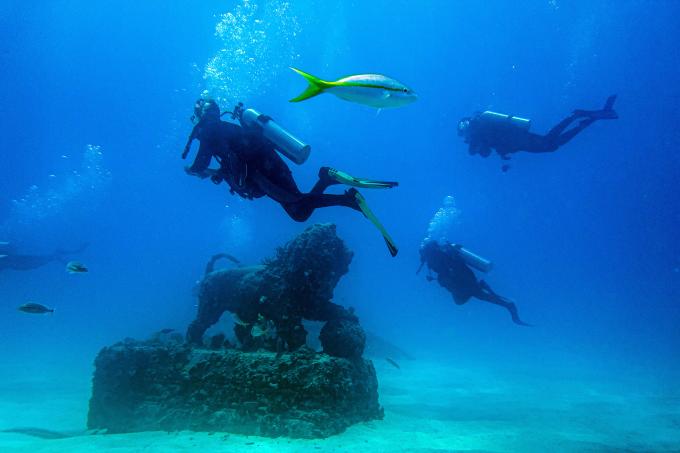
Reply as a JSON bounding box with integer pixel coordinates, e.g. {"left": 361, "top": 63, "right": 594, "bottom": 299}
{"left": 231, "top": 103, "right": 311, "bottom": 165}
{"left": 451, "top": 244, "right": 494, "bottom": 273}
{"left": 478, "top": 111, "right": 531, "bottom": 131}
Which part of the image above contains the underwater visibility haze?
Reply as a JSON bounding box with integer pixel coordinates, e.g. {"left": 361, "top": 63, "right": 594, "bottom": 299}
{"left": 1, "top": 0, "right": 679, "bottom": 451}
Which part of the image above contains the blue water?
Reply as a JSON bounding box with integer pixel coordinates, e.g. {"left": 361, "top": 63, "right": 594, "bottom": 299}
{"left": 1, "top": 1, "right": 679, "bottom": 450}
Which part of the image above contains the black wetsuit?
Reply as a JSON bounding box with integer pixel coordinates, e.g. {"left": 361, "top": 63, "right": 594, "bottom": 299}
{"left": 418, "top": 240, "right": 529, "bottom": 326}
{"left": 465, "top": 113, "right": 595, "bottom": 159}
{"left": 463, "top": 95, "right": 617, "bottom": 160}
{"left": 186, "top": 117, "right": 358, "bottom": 221}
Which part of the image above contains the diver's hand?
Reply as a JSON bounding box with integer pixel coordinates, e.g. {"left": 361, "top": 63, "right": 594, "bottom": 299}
{"left": 184, "top": 166, "right": 210, "bottom": 179}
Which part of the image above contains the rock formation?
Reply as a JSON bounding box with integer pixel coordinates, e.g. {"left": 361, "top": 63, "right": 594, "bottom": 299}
{"left": 88, "top": 224, "right": 382, "bottom": 438}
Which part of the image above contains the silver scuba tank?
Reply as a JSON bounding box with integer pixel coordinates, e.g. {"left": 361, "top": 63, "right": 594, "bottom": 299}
{"left": 452, "top": 244, "right": 494, "bottom": 273}
{"left": 240, "top": 108, "right": 311, "bottom": 165}
{"left": 479, "top": 111, "right": 531, "bottom": 131}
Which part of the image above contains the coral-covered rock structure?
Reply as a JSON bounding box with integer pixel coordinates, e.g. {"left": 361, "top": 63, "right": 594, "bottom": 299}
{"left": 87, "top": 224, "right": 383, "bottom": 438}
{"left": 87, "top": 336, "right": 381, "bottom": 438}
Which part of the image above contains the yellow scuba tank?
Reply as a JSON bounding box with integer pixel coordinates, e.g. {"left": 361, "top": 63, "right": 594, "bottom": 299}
{"left": 234, "top": 104, "right": 311, "bottom": 165}
{"left": 479, "top": 111, "right": 531, "bottom": 131}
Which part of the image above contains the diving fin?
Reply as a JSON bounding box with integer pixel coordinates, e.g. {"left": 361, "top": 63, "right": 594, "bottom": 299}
{"left": 289, "top": 67, "right": 331, "bottom": 102}
{"left": 603, "top": 94, "right": 617, "bottom": 112}
{"left": 350, "top": 189, "right": 399, "bottom": 257}
{"left": 573, "top": 94, "right": 618, "bottom": 120}
{"left": 328, "top": 168, "right": 398, "bottom": 189}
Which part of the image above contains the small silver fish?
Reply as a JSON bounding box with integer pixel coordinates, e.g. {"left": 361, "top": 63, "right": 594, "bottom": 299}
{"left": 19, "top": 302, "right": 54, "bottom": 314}
{"left": 66, "top": 261, "right": 88, "bottom": 273}
{"left": 385, "top": 357, "right": 401, "bottom": 369}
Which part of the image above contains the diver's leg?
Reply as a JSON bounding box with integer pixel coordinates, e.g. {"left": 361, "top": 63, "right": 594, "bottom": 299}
{"left": 266, "top": 161, "right": 399, "bottom": 256}
{"left": 282, "top": 191, "right": 360, "bottom": 222}
{"left": 553, "top": 118, "right": 596, "bottom": 147}
{"left": 259, "top": 154, "right": 302, "bottom": 195}
{"left": 308, "top": 168, "right": 340, "bottom": 194}
{"left": 285, "top": 188, "right": 399, "bottom": 256}
{"left": 476, "top": 282, "right": 530, "bottom": 326}
{"left": 527, "top": 115, "right": 594, "bottom": 152}
{"left": 534, "top": 96, "right": 618, "bottom": 152}
{"left": 546, "top": 114, "right": 581, "bottom": 139}
{"left": 252, "top": 156, "right": 360, "bottom": 221}
{"left": 250, "top": 153, "right": 308, "bottom": 205}
{"left": 523, "top": 133, "right": 558, "bottom": 153}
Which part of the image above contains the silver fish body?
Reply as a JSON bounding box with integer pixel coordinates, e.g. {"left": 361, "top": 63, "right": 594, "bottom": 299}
{"left": 66, "top": 261, "right": 88, "bottom": 273}
{"left": 330, "top": 74, "right": 417, "bottom": 108}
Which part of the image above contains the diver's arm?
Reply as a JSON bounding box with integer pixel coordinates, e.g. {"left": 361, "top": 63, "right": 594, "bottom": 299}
{"left": 468, "top": 140, "right": 492, "bottom": 158}
{"left": 185, "top": 143, "right": 214, "bottom": 178}
{"left": 181, "top": 124, "right": 200, "bottom": 160}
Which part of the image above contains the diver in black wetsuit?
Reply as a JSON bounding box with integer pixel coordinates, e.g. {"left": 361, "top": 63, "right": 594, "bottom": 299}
{"left": 417, "top": 240, "right": 529, "bottom": 326}
{"left": 181, "top": 97, "right": 399, "bottom": 256}
{"left": 457, "top": 95, "right": 618, "bottom": 164}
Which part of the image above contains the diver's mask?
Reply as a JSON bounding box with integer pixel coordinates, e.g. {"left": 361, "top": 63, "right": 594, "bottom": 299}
{"left": 191, "top": 98, "right": 220, "bottom": 125}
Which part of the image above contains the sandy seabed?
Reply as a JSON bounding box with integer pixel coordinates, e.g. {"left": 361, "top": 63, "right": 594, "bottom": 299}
{"left": 1, "top": 359, "right": 678, "bottom": 452}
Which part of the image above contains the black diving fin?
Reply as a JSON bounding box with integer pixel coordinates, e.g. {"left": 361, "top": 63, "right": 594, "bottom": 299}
{"left": 350, "top": 189, "right": 399, "bottom": 257}
{"left": 574, "top": 94, "right": 618, "bottom": 120}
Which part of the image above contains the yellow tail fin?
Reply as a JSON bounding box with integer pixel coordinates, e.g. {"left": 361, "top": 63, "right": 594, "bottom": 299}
{"left": 289, "top": 67, "right": 331, "bottom": 102}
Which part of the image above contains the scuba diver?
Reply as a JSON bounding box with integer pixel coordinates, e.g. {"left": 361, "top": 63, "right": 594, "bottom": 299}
{"left": 0, "top": 242, "right": 88, "bottom": 272}
{"left": 457, "top": 95, "right": 618, "bottom": 166}
{"left": 181, "top": 96, "right": 399, "bottom": 256}
{"left": 417, "top": 239, "right": 530, "bottom": 326}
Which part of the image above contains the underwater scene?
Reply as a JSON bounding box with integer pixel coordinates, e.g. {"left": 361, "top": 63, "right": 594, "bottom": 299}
{"left": 1, "top": 1, "right": 679, "bottom": 451}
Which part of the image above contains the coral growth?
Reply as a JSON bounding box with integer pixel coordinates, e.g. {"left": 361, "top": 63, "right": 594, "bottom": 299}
{"left": 187, "top": 223, "right": 362, "bottom": 356}
{"left": 88, "top": 224, "right": 382, "bottom": 438}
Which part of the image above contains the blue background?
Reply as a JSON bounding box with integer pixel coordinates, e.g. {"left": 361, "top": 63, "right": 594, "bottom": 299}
{"left": 1, "top": 0, "right": 678, "bottom": 382}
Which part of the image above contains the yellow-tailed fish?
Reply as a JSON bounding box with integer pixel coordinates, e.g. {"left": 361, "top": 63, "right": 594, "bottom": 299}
{"left": 289, "top": 67, "right": 417, "bottom": 109}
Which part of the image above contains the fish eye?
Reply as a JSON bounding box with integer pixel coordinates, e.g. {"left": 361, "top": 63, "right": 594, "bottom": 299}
{"left": 403, "top": 88, "right": 408, "bottom": 93}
